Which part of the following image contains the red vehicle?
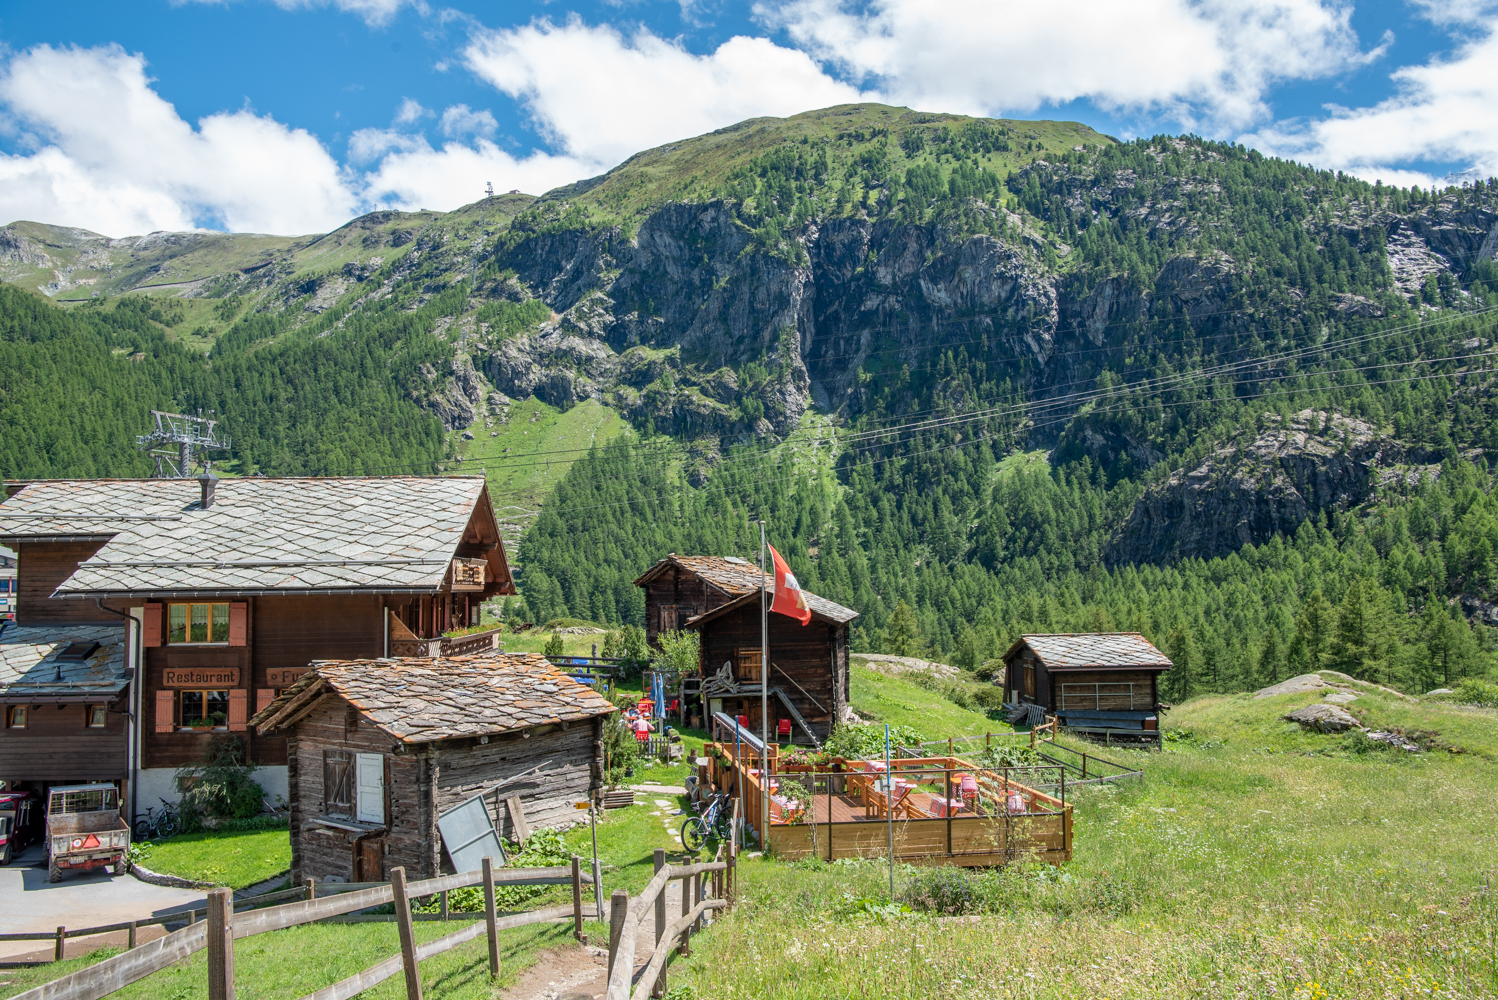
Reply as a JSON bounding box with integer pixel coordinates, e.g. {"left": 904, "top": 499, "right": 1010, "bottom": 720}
{"left": 0, "top": 789, "right": 40, "bottom": 865}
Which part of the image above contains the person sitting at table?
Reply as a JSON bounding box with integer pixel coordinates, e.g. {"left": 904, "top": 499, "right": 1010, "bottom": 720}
{"left": 631, "top": 715, "right": 655, "bottom": 742}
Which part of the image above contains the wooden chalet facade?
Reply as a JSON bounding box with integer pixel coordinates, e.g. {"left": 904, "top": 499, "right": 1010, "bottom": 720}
{"left": 1002, "top": 633, "right": 1172, "bottom": 734}
{"left": 684, "top": 584, "right": 857, "bottom": 744}
{"left": 0, "top": 475, "right": 514, "bottom": 823}
{"left": 252, "top": 653, "right": 615, "bottom": 883}
{"left": 632, "top": 555, "right": 765, "bottom": 646}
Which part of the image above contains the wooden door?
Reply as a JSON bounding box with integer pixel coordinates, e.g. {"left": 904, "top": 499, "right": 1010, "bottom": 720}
{"left": 355, "top": 838, "right": 384, "bottom": 882}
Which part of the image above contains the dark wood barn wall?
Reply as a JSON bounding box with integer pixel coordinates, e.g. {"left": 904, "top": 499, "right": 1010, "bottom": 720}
{"left": 0, "top": 699, "right": 128, "bottom": 782}
{"left": 16, "top": 541, "right": 108, "bottom": 623}
{"left": 699, "top": 605, "right": 845, "bottom": 740}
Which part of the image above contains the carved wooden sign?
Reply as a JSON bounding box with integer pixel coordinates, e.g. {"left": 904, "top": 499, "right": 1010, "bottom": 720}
{"left": 162, "top": 667, "right": 241, "bottom": 688}
{"left": 265, "top": 668, "right": 309, "bottom": 687}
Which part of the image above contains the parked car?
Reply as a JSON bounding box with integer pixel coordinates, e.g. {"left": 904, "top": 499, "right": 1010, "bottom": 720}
{"left": 45, "top": 783, "right": 130, "bottom": 881}
{"left": 0, "top": 789, "right": 41, "bottom": 864}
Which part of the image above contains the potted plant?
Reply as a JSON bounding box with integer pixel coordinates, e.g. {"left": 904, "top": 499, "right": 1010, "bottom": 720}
{"left": 780, "top": 748, "right": 831, "bottom": 772}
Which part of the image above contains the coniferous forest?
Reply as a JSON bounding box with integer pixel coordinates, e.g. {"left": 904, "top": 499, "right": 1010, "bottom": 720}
{"left": 3, "top": 112, "right": 1498, "bottom": 699}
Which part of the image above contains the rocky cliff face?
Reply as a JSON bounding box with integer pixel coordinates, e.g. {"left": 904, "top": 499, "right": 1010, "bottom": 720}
{"left": 1105, "top": 410, "right": 1443, "bottom": 565}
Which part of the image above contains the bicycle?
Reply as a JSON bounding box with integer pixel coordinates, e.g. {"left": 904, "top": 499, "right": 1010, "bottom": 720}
{"left": 132, "top": 798, "right": 180, "bottom": 841}
{"left": 680, "top": 791, "right": 732, "bottom": 852}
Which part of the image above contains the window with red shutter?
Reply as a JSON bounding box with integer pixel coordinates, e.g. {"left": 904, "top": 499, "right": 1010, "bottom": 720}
{"left": 143, "top": 603, "right": 163, "bottom": 648}
{"left": 256, "top": 688, "right": 275, "bottom": 713}
{"left": 228, "top": 689, "right": 247, "bottom": 731}
{"left": 228, "top": 602, "right": 247, "bottom": 646}
{"left": 154, "top": 689, "right": 175, "bottom": 733}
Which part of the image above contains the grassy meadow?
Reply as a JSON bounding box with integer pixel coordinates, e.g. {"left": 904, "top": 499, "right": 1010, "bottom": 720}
{"left": 130, "top": 826, "right": 292, "bottom": 889}
{"left": 658, "top": 683, "right": 1498, "bottom": 999}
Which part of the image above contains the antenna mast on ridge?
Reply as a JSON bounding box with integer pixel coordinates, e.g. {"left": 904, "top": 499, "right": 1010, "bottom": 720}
{"left": 136, "top": 410, "right": 231, "bottom": 478}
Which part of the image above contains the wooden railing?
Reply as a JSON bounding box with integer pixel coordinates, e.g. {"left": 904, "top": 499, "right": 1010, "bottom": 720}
{"left": 603, "top": 846, "right": 734, "bottom": 1000}
{"left": 11, "top": 860, "right": 595, "bottom": 1000}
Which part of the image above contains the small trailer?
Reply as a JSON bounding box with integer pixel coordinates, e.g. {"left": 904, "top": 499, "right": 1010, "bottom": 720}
{"left": 0, "top": 789, "right": 41, "bottom": 864}
{"left": 45, "top": 783, "right": 130, "bottom": 881}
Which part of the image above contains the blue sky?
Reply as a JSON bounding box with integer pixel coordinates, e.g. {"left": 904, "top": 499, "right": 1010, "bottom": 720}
{"left": 0, "top": 0, "right": 1494, "bottom": 235}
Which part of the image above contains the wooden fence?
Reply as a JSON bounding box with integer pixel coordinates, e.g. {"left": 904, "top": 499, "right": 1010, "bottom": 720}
{"left": 603, "top": 845, "right": 733, "bottom": 1000}
{"left": 11, "top": 859, "right": 595, "bottom": 1000}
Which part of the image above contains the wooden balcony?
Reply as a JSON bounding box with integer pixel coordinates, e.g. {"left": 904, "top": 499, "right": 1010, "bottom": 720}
{"left": 388, "top": 616, "right": 503, "bottom": 658}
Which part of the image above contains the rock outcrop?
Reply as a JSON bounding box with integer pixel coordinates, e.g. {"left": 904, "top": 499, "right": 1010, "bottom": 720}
{"left": 1105, "top": 410, "right": 1440, "bottom": 565}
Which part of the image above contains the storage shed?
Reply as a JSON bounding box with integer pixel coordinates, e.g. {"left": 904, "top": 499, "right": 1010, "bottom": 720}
{"left": 684, "top": 584, "right": 857, "bottom": 744}
{"left": 252, "top": 652, "right": 615, "bottom": 884}
{"left": 633, "top": 554, "right": 766, "bottom": 646}
{"left": 1002, "top": 633, "right": 1172, "bottom": 736}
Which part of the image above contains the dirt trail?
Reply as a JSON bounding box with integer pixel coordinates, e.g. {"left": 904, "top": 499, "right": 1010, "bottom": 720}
{"left": 501, "top": 881, "right": 687, "bottom": 1000}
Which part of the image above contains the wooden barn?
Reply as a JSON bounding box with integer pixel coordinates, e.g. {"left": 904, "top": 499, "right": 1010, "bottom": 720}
{"left": 633, "top": 555, "right": 765, "bottom": 646}
{"left": 684, "top": 585, "right": 857, "bottom": 745}
{"left": 251, "top": 652, "right": 615, "bottom": 884}
{"left": 1002, "top": 633, "right": 1172, "bottom": 737}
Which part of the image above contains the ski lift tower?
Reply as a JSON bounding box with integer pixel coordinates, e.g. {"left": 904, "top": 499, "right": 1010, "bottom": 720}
{"left": 136, "top": 410, "right": 231, "bottom": 479}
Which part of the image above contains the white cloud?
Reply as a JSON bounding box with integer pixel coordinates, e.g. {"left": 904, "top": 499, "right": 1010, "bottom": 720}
{"left": 0, "top": 44, "right": 355, "bottom": 236}
{"left": 439, "top": 103, "right": 498, "bottom": 139}
{"left": 174, "top": 0, "right": 414, "bottom": 27}
{"left": 462, "top": 17, "right": 869, "bottom": 165}
{"left": 357, "top": 132, "right": 594, "bottom": 209}
{"left": 1243, "top": 16, "right": 1498, "bottom": 187}
{"left": 393, "top": 97, "right": 431, "bottom": 124}
{"left": 758, "top": 0, "right": 1373, "bottom": 129}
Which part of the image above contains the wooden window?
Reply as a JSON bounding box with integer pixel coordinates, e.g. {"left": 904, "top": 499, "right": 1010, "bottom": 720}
{"left": 736, "top": 648, "right": 762, "bottom": 683}
{"left": 659, "top": 606, "right": 678, "bottom": 632}
{"left": 356, "top": 753, "right": 385, "bottom": 825}
{"left": 323, "top": 750, "right": 353, "bottom": 819}
{"left": 155, "top": 690, "right": 175, "bottom": 733}
{"left": 5, "top": 705, "right": 25, "bottom": 729}
{"left": 180, "top": 690, "right": 230, "bottom": 729}
{"left": 86, "top": 705, "right": 107, "bottom": 728}
{"left": 1023, "top": 664, "right": 1036, "bottom": 699}
{"left": 167, "top": 603, "right": 231, "bottom": 644}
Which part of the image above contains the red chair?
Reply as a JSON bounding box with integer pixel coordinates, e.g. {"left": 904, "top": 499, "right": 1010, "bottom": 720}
{"left": 777, "top": 719, "right": 792, "bottom": 740}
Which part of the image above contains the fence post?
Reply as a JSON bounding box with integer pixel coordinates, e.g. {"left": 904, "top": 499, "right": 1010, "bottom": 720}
{"left": 128, "top": 920, "right": 137, "bottom": 950}
{"left": 606, "top": 889, "right": 628, "bottom": 983}
{"left": 652, "top": 849, "right": 667, "bottom": 998}
{"left": 571, "top": 855, "right": 584, "bottom": 942}
{"left": 390, "top": 866, "right": 424, "bottom": 1000}
{"left": 440, "top": 890, "right": 449, "bottom": 922}
{"left": 482, "top": 856, "right": 500, "bottom": 981}
{"left": 207, "top": 888, "right": 235, "bottom": 1000}
{"left": 677, "top": 869, "right": 691, "bottom": 956}
{"left": 54, "top": 926, "right": 64, "bottom": 963}
{"left": 305, "top": 877, "right": 316, "bottom": 902}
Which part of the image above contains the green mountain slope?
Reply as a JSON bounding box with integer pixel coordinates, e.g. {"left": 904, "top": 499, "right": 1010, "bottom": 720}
{"left": 3, "top": 103, "right": 1498, "bottom": 701}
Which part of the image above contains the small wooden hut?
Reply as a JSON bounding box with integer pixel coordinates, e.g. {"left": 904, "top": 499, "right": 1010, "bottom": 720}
{"left": 633, "top": 554, "right": 765, "bottom": 646}
{"left": 684, "top": 585, "right": 857, "bottom": 744}
{"left": 252, "top": 652, "right": 615, "bottom": 883}
{"left": 1001, "top": 633, "right": 1172, "bottom": 737}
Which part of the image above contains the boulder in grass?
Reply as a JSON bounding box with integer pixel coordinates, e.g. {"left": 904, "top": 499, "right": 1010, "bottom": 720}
{"left": 1322, "top": 691, "right": 1359, "bottom": 704}
{"left": 1427, "top": 688, "right": 1454, "bottom": 696}
{"left": 1253, "top": 674, "right": 1329, "bottom": 698}
{"left": 1285, "top": 703, "right": 1360, "bottom": 732}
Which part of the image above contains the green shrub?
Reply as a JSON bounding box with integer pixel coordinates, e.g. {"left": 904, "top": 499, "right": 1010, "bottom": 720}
{"left": 414, "top": 828, "right": 576, "bottom": 913}
{"left": 543, "top": 632, "right": 565, "bottom": 656}
{"left": 1453, "top": 677, "right": 1498, "bottom": 708}
{"left": 903, "top": 866, "right": 976, "bottom": 915}
{"left": 824, "top": 722, "right": 923, "bottom": 760}
{"left": 176, "top": 736, "right": 266, "bottom": 821}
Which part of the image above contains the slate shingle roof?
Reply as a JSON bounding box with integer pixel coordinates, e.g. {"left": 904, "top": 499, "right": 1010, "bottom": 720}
{"left": 37, "top": 477, "right": 493, "bottom": 597}
{"left": 0, "top": 480, "right": 200, "bottom": 540}
{"left": 633, "top": 554, "right": 767, "bottom": 596}
{"left": 1005, "top": 633, "right": 1173, "bottom": 671}
{"left": 683, "top": 582, "right": 858, "bottom": 627}
{"left": 0, "top": 623, "right": 129, "bottom": 699}
{"left": 252, "top": 652, "right": 617, "bottom": 743}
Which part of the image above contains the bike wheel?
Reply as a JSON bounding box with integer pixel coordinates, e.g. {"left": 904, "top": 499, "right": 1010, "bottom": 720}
{"left": 155, "top": 813, "right": 178, "bottom": 838}
{"left": 680, "top": 817, "right": 708, "bottom": 853}
{"left": 133, "top": 819, "right": 154, "bottom": 841}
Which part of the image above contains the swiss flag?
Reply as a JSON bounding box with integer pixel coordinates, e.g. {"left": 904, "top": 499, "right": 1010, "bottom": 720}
{"left": 769, "top": 544, "right": 812, "bottom": 625}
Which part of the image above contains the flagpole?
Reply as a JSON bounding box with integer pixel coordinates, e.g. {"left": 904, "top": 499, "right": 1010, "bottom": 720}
{"left": 758, "top": 519, "right": 769, "bottom": 846}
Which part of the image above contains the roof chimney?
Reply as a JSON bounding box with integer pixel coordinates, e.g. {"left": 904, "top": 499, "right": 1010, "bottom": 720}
{"left": 198, "top": 471, "right": 218, "bottom": 510}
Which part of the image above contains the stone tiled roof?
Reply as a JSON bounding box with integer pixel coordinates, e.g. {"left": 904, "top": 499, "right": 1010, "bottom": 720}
{"left": 0, "top": 480, "right": 200, "bottom": 540}
{"left": 1004, "top": 633, "right": 1173, "bottom": 670}
{"left": 252, "top": 652, "right": 617, "bottom": 743}
{"left": 45, "top": 477, "right": 496, "bottom": 597}
{"left": 633, "top": 555, "right": 768, "bottom": 596}
{"left": 683, "top": 582, "right": 859, "bottom": 628}
{"left": 0, "top": 623, "right": 129, "bottom": 700}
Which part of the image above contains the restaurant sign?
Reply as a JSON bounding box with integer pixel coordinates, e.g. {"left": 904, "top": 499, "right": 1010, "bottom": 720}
{"left": 265, "top": 668, "right": 309, "bottom": 687}
{"left": 162, "top": 667, "right": 240, "bottom": 688}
